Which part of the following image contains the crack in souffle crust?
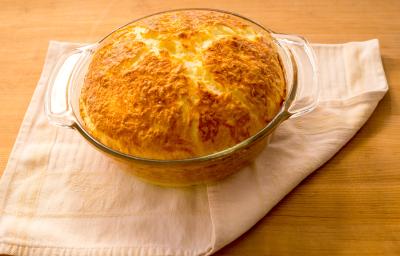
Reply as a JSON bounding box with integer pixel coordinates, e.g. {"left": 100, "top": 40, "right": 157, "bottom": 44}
{"left": 79, "top": 10, "right": 286, "bottom": 160}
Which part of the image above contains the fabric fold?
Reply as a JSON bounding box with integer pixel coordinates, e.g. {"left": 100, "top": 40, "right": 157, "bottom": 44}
{"left": 206, "top": 39, "right": 388, "bottom": 254}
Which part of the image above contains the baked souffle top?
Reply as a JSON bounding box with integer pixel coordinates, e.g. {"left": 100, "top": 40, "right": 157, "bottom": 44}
{"left": 80, "top": 10, "right": 286, "bottom": 160}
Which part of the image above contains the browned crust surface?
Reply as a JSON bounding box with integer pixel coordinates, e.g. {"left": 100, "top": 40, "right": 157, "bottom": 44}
{"left": 80, "top": 10, "right": 286, "bottom": 159}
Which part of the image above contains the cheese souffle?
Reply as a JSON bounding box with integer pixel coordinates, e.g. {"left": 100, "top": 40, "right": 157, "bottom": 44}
{"left": 79, "top": 10, "right": 286, "bottom": 160}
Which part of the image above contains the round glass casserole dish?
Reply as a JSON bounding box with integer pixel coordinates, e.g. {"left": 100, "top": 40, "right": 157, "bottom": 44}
{"left": 45, "top": 8, "right": 319, "bottom": 186}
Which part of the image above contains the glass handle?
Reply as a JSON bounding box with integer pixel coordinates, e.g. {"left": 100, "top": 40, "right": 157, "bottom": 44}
{"left": 44, "top": 47, "right": 83, "bottom": 128}
{"left": 274, "top": 34, "right": 319, "bottom": 119}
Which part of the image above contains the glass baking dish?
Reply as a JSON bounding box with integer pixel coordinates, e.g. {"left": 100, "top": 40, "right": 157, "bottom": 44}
{"left": 45, "top": 8, "right": 319, "bottom": 186}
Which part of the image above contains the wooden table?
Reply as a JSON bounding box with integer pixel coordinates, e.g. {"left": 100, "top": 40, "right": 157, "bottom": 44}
{"left": 1, "top": 0, "right": 399, "bottom": 255}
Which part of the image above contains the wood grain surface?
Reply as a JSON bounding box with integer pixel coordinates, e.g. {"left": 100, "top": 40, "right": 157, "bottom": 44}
{"left": 0, "top": 0, "right": 399, "bottom": 255}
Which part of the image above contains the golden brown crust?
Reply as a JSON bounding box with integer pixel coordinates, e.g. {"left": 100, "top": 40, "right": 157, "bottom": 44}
{"left": 204, "top": 36, "right": 286, "bottom": 124}
{"left": 80, "top": 10, "right": 286, "bottom": 159}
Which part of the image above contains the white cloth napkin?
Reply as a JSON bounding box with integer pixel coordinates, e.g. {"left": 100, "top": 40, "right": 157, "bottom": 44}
{"left": 0, "top": 39, "right": 388, "bottom": 256}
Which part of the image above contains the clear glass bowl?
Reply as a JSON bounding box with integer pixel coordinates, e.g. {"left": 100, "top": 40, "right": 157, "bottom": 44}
{"left": 45, "top": 8, "right": 319, "bottom": 186}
